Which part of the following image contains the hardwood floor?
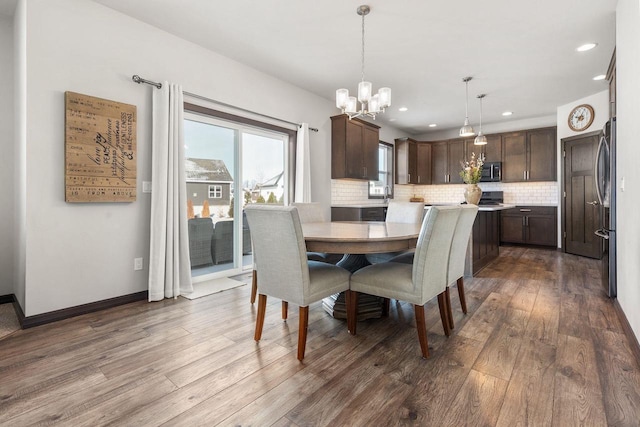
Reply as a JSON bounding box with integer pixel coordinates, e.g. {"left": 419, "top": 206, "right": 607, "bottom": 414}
{"left": 1, "top": 247, "right": 639, "bottom": 426}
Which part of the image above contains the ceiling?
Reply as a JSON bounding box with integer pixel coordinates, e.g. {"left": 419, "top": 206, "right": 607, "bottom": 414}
{"left": 7, "top": 0, "right": 617, "bottom": 135}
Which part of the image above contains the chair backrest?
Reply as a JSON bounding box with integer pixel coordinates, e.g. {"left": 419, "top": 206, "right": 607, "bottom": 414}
{"left": 448, "top": 205, "right": 479, "bottom": 285}
{"left": 412, "top": 206, "right": 461, "bottom": 303}
{"left": 385, "top": 201, "right": 425, "bottom": 224}
{"left": 244, "top": 205, "right": 310, "bottom": 305}
{"left": 292, "top": 202, "right": 328, "bottom": 223}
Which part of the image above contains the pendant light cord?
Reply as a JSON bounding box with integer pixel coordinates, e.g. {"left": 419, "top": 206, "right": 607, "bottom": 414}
{"left": 465, "top": 80, "right": 469, "bottom": 119}
{"left": 361, "top": 11, "right": 366, "bottom": 83}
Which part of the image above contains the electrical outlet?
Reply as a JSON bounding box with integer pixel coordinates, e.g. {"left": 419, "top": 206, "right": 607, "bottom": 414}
{"left": 134, "top": 257, "right": 143, "bottom": 271}
{"left": 142, "top": 181, "right": 152, "bottom": 193}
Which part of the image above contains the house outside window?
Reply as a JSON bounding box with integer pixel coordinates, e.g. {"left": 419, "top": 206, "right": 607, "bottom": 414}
{"left": 369, "top": 141, "right": 393, "bottom": 199}
{"left": 209, "top": 185, "right": 223, "bottom": 199}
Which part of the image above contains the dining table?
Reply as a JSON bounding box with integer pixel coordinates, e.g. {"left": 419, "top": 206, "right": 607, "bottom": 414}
{"left": 302, "top": 221, "right": 422, "bottom": 320}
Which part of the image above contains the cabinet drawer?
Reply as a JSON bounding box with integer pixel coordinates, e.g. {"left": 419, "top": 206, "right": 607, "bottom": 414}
{"left": 360, "top": 207, "right": 386, "bottom": 221}
{"left": 514, "top": 206, "right": 557, "bottom": 216}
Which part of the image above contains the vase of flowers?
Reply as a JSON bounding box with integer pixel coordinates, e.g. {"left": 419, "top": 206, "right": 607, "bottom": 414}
{"left": 460, "top": 152, "right": 485, "bottom": 205}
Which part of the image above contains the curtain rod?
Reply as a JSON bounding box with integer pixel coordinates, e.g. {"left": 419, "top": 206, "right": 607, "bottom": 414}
{"left": 132, "top": 75, "right": 319, "bottom": 132}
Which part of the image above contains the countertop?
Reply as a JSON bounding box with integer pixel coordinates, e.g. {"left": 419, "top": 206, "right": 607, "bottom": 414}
{"left": 332, "top": 202, "right": 555, "bottom": 210}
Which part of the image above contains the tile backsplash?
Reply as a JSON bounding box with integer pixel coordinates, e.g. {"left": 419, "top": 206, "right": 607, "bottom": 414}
{"left": 332, "top": 179, "right": 559, "bottom": 205}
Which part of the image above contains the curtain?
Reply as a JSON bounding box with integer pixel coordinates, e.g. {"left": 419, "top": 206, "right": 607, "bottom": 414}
{"left": 148, "top": 82, "right": 193, "bottom": 301}
{"left": 294, "top": 123, "right": 311, "bottom": 202}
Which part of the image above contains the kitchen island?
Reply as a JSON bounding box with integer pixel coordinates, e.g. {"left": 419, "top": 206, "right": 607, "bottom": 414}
{"left": 468, "top": 204, "right": 515, "bottom": 275}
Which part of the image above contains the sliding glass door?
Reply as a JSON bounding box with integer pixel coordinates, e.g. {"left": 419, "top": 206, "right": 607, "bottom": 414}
{"left": 184, "top": 112, "right": 288, "bottom": 282}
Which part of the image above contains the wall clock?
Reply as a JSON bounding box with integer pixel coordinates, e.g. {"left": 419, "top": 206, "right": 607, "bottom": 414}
{"left": 568, "top": 104, "right": 595, "bottom": 132}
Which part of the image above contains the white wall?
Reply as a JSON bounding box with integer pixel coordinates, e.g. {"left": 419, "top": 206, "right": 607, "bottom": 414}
{"left": 616, "top": 0, "right": 640, "bottom": 343}
{"left": 0, "top": 14, "right": 14, "bottom": 296}
{"left": 16, "top": 0, "right": 403, "bottom": 316}
{"left": 556, "top": 90, "right": 609, "bottom": 247}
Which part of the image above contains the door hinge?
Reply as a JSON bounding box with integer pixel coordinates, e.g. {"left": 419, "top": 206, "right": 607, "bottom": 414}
{"left": 563, "top": 191, "right": 566, "bottom": 198}
{"left": 563, "top": 231, "right": 567, "bottom": 238}
{"left": 563, "top": 150, "right": 566, "bottom": 158}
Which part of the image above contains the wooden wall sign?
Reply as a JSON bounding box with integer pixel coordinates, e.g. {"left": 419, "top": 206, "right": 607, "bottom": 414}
{"left": 65, "top": 91, "right": 137, "bottom": 202}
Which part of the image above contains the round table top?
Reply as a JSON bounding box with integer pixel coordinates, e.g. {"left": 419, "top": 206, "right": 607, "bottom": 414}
{"left": 302, "top": 221, "right": 421, "bottom": 254}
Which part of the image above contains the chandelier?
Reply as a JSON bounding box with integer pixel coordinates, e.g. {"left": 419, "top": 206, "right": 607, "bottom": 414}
{"left": 336, "top": 5, "right": 391, "bottom": 120}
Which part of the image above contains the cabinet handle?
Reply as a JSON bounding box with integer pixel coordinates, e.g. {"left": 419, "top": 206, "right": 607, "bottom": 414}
{"left": 522, "top": 216, "right": 526, "bottom": 226}
{"left": 527, "top": 170, "right": 530, "bottom": 180}
{"left": 418, "top": 176, "right": 421, "bottom": 184}
{"left": 526, "top": 217, "right": 529, "bottom": 226}
{"left": 523, "top": 171, "right": 526, "bottom": 180}
{"left": 408, "top": 173, "right": 411, "bottom": 183}
{"left": 519, "top": 209, "right": 532, "bottom": 212}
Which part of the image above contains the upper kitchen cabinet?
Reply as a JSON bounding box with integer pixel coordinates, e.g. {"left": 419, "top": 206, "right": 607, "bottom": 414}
{"left": 502, "top": 127, "right": 556, "bottom": 182}
{"left": 331, "top": 114, "right": 380, "bottom": 180}
{"left": 465, "top": 133, "right": 502, "bottom": 163}
{"left": 431, "top": 139, "right": 464, "bottom": 184}
{"left": 395, "top": 138, "right": 432, "bottom": 185}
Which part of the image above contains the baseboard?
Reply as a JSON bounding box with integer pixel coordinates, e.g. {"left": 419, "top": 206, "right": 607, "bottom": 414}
{"left": 20, "top": 291, "right": 148, "bottom": 329}
{"left": 613, "top": 298, "right": 640, "bottom": 367}
{"left": 0, "top": 294, "right": 15, "bottom": 304}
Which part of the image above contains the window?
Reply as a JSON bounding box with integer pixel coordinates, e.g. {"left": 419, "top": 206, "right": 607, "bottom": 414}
{"left": 183, "top": 102, "right": 296, "bottom": 281}
{"left": 208, "top": 185, "right": 222, "bottom": 198}
{"left": 369, "top": 142, "right": 393, "bottom": 199}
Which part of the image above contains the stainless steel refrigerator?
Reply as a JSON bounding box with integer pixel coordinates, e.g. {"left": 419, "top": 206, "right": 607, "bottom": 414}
{"left": 595, "top": 118, "right": 616, "bottom": 297}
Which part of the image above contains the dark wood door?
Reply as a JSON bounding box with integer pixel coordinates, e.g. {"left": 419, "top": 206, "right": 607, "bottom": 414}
{"left": 448, "top": 139, "right": 465, "bottom": 184}
{"left": 563, "top": 132, "right": 603, "bottom": 259}
{"left": 362, "top": 125, "right": 379, "bottom": 180}
{"left": 416, "top": 143, "right": 431, "bottom": 185}
{"left": 500, "top": 212, "right": 525, "bottom": 243}
{"left": 431, "top": 141, "right": 448, "bottom": 184}
{"left": 502, "top": 132, "right": 527, "bottom": 182}
{"left": 528, "top": 127, "right": 556, "bottom": 181}
{"left": 345, "top": 120, "right": 363, "bottom": 178}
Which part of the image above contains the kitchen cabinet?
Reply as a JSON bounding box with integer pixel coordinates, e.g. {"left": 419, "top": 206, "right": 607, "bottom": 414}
{"left": 502, "top": 127, "right": 556, "bottom": 182}
{"left": 331, "top": 114, "right": 380, "bottom": 180}
{"left": 395, "top": 138, "right": 432, "bottom": 185}
{"left": 431, "top": 139, "right": 464, "bottom": 184}
{"left": 331, "top": 206, "right": 387, "bottom": 222}
{"left": 500, "top": 206, "right": 557, "bottom": 246}
{"left": 465, "top": 133, "right": 502, "bottom": 163}
{"left": 472, "top": 210, "right": 500, "bottom": 274}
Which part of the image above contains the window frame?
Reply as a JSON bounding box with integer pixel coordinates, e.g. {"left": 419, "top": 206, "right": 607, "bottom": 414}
{"left": 208, "top": 184, "right": 223, "bottom": 199}
{"left": 369, "top": 141, "right": 394, "bottom": 200}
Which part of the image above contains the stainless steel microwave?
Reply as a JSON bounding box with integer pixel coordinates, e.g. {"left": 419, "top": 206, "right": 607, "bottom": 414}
{"left": 480, "top": 162, "right": 501, "bottom": 182}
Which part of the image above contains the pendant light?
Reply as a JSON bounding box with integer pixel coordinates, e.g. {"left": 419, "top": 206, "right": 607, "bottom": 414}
{"left": 459, "top": 77, "right": 475, "bottom": 137}
{"left": 336, "top": 5, "right": 391, "bottom": 120}
{"left": 474, "top": 94, "right": 487, "bottom": 145}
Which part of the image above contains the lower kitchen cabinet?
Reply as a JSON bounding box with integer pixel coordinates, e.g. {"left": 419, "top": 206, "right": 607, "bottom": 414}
{"left": 472, "top": 210, "right": 500, "bottom": 274}
{"left": 331, "top": 206, "right": 387, "bottom": 222}
{"left": 500, "top": 206, "right": 557, "bottom": 246}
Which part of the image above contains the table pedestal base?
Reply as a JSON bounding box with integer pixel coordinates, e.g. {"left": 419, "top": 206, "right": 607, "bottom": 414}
{"left": 322, "top": 253, "right": 383, "bottom": 320}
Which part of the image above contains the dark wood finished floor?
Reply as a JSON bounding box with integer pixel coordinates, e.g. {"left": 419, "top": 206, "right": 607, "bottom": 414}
{"left": 1, "top": 247, "right": 639, "bottom": 426}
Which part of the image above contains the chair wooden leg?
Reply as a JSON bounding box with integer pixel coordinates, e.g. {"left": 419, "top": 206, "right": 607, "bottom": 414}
{"left": 437, "top": 292, "right": 451, "bottom": 337}
{"left": 445, "top": 287, "right": 454, "bottom": 330}
{"left": 254, "top": 294, "right": 267, "bottom": 341}
{"left": 250, "top": 270, "right": 257, "bottom": 304}
{"left": 381, "top": 298, "right": 390, "bottom": 317}
{"left": 414, "top": 304, "right": 430, "bottom": 358}
{"left": 297, "top": 306, "right": 309, "bottom": 361}
{"left": 457, "top": 277, "right": 468, "bottom": 314}
{"left": 346, "top": 290, "right": 358, "bottom": 335}
{"left": 282, "top": 301, "right": 288, "bottom": 320}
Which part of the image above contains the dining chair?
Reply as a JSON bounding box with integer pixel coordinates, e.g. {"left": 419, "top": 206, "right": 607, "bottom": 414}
{"left": 390, "top": 205, "right": 478, "bottom": 330}
{"left": 348, "top": 205, "right": 461, "bottom": 358}
{"left": 366, "top": 201, "right": 425, "bottom": 265}
{"left": 245, "top": 205, "right": 351, "bottom": 361}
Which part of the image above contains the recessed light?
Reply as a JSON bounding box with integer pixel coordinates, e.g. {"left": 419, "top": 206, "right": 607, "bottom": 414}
{"left": 428, "top": 124, "right": 437, "bottom": 128}
{"left": 389, "top": 118, "right": 396, "bottom": 122}
{"left": 398, "top": 107, "right": 408, "bottom": 112}
{"left": 502, "top": 111, "right": 513, "bottom": 116}
{"left": 576, "top": 43, "right": 597, "bottom": 52}
{"left": 593, "top": 74, "right": 606, "bottom": 81}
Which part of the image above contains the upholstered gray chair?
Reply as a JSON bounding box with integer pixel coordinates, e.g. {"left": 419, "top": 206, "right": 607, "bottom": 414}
{"left": 390, "top": 205, "right": 478, "bottom": 330}
{"left": 348, "top": 205, "right": 461, "bottom": 358}
{"left": 366, "top": 200, "right": 425, "bottom": 265}
{"left": 293, "top": 202, "right": 343, "bottom": 265}
{"left": 245, "top": 205, "right": 351, "bottom": 361}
